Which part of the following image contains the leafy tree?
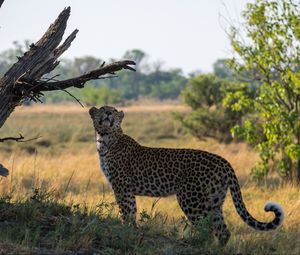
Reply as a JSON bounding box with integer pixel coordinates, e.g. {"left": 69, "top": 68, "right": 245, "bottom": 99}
{"left": 0, "top": 40, "right": 30, "bottom": 76}
{"left": 0, "top": 46, "right": 187, "bottom": 102}
{"left": 178, "top": 74, "right": 242, "bottom": 142}
{"left": 227, "top": 0, "right": 300, "bottom": 182}
{"left": 213, "top": 59, "right": 234, "bottom": 80}
{"left": 73, "top": 56, "right": 103, "bottom": 76}
{"left": 149, "top": 69, "right": 187, "bottom": 100}
{"left": 182, "top": 74, "right": 224, "bottom": 109}
{"left": 81, "top": 84, "right": 121, "bottom": 106}
{"left": 123, "top": 49, "right": 147, "bottom": 71}
{"left": 121, "top": 49, "right": 148, "bottom": 100}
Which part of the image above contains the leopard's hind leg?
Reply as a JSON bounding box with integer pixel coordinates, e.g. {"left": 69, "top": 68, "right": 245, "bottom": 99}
{"left": 211, "top": 207, "right": 230, "bottom": 246}
{"left": 176, "top": 180, "right": 211, "bottom": 224}
{"left": 210, "top": 187, "right": 231, "bottom": 246}
{"left": 176, "top": 179, "right": 230, "bottom": 245}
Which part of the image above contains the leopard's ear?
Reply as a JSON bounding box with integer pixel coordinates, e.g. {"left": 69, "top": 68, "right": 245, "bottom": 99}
{"left": 118, "top": 110, "right": 124, "bottom": 120}
{"left": 89, "top": 107, "right": 98, "bottom": 118}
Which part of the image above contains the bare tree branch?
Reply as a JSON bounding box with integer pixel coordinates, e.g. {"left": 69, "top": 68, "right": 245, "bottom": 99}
{"left": 17, "top": 60, "right": 135, "bottom": 93}
{"left": 0, "top": 7, "right": 136, "bottom": 129}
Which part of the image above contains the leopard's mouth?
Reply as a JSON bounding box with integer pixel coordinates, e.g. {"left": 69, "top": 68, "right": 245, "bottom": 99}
{"left": 100, "top": 117, "right": 114, "bottom": 127}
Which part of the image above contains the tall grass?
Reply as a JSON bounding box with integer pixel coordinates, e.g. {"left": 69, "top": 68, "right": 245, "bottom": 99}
{"left": 0, "top": 104, "right": 299, "bottom": 254}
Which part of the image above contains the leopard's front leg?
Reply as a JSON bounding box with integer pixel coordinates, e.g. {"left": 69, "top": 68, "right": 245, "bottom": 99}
{"left": 114, "top": 191, "right": 137, "bottom": 225}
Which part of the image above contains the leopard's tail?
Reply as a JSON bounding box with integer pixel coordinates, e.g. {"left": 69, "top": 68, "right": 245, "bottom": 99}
{"left": 229, "top": 172, "right": 284, "bottom": 231}
{"left": 0, "top": 164, "right": 9, "bottom": 177}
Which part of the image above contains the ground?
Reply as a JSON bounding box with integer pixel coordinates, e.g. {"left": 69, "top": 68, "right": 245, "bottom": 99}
{"left": 0, "top": 103, "right": 299, "bottom": 254}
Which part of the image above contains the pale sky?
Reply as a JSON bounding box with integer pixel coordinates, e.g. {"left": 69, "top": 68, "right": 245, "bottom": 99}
{"left": 0, "top": 0, "right": 250, "bottom": 74}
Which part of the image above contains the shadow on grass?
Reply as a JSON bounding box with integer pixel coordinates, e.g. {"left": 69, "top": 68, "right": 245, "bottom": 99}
{"left": 0, "top": 188, "right": 221, "bottom": 255}
{"left": 0, "top": 188, "right": 293, "bottom": 255}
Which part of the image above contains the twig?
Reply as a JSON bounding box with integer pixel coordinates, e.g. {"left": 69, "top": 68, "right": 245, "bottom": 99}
{"left": 61, "top": 89, "right": 84, "bottom": 108}
{"left": 19, "top": 135, "right": 42, "bottom": 142}
{"left": 0, "top": 134, "right": 25, "bottom": 142}
{"left": 40, "top": 74, "right": 61, "bottom": 82}
{"left": 0, "top": 134, "right": 41, "bottom": 143}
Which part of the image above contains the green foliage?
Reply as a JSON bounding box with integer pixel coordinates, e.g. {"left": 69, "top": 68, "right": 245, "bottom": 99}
{"left": 183, "top": 217, "right": 214, "bottom": 246}
{"left": 56, "top": 49, "right": 187, "bottom": 101}
{"left": 0, "top": 45, "right": 187, "bottom": 102}
{"left": 73, "top": 56, "right": 103, "bottom": 75}
{"left": 43, "top": 88, "right": 80, "bottom": 103}
{"left": 182, "top": 74, "right": 224, "bottom": 109}
{"left": 123, "top": 49, "right": 147, "bottom": 70}
{"left": 149, "top": 69, "right": 187, "bottom": 100}
{"left": 227, "top": 0, "right": 300, "bottom": 182}
{"left": 81, "top": 84, "right": 121, "bottom": 106}
{"left": 213, "top": 59, "right": 234, "bottom": 80}
{"left": 0, "top": 40, "right": 30, "bottom": 76}
{"left": 178, "top": 74, "right": 242, "bottom": 142}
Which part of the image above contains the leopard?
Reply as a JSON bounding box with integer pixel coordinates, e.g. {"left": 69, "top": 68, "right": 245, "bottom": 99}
{"left": 89, "top": 105, "right": 284, "bottom": 245}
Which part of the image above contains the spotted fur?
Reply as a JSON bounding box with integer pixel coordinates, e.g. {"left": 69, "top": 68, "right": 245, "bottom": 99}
{"left": 89, "top": 105, "right": 284, "bottom": 245}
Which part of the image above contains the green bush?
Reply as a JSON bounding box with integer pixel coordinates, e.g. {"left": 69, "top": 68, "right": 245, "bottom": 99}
{"left": 227, "top": 0, "right": 300, "bottom": 182}
{"left": 178, "top": 74, "right": 242, "bottom": 143}
{"left": 81, "top": 84, "right": 121, "bottom": 106}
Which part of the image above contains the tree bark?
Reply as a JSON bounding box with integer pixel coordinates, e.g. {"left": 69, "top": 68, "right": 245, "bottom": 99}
{"left": 0, "top": 5, "right": 135, "bottom": 176}
{"left": 0, "top": 7, "right": 135, "bottom": 129}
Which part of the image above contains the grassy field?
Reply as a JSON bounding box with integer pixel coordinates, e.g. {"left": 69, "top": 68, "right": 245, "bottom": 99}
{"left": 0, "top": 103, "right": 299, "bottom": 254}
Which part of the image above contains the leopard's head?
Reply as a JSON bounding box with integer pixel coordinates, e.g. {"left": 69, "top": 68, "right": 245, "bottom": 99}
{"left": 89, "top": 105, "right": 124, "bottom": 136}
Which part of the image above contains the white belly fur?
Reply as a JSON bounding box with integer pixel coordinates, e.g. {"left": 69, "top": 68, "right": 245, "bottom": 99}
{"left": 100, "top": 155, "right": 111, "bottom": 183}
{"left": 97, "top": 139, "right": 111, "bottom": 183}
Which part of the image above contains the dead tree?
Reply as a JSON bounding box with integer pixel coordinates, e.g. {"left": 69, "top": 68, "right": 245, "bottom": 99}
{"left": 0, "top": 2, "right": 135, "bottom": 176}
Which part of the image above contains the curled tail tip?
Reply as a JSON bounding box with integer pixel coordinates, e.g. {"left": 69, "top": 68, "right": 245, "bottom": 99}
{"left": 264, "top": 202, "right": 285, "bottom": 227}
{"left": 0, "top": 164, "right": 9, "bottom": 177}
{"left": 264, "top": 201, "right": 284, "bottom": 214}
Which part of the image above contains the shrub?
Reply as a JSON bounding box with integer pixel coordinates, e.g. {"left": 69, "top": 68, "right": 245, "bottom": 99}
{"left": 81, "top": 84, "right": 121, "bottom": 106}
{"left": 178, "top": 74, "right": 242, "bottom": 143}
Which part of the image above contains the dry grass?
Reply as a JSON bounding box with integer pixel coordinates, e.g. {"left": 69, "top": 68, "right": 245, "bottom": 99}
{"left": 0, "top": 104, "right": 299, "bottom": 254}
{"left": 14, "top": 102, "right": 188, "bottom": 114}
